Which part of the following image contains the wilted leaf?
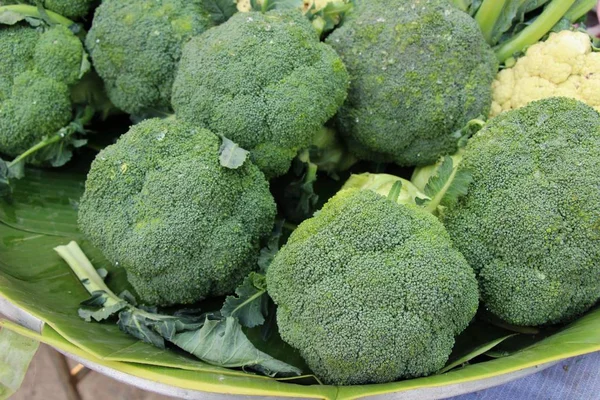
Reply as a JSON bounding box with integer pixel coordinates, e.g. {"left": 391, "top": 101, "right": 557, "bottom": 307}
{"left": 219, "top": 137, "right": 249, "bottom": 169}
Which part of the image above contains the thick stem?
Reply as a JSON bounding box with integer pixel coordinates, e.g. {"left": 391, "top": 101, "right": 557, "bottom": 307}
{"left": 54, "top": 242, "right": 122, "bottom": 303}
{"left": 565, "top": 0, "right": 596, "bottom": 22}
{"left": 474, "top": 0, "right": 508, "bottom": 44}
{"left": 494, "top": 0, "right": 578, "bottom": 63}
{"left": 0, "top": 4, "right": 74, "bottom": 27}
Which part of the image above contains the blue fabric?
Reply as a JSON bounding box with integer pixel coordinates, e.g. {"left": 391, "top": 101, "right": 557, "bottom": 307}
{"left": 449, "top": 351, "right": 600, "bottom": 400}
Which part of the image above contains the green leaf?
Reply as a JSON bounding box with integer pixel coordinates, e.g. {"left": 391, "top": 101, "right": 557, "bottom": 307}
{"left": 221, "top": 273, "right": 268, "bottom": 328}
{"left": 0, "top": 328, "right": 39, "bottom": 400}
{"left": 438, "top": 334, "right": 517, "bottom": 374}
{"left": 172, "top": 317, "right": 302, "bottom": 377}
{"left": 202, "top": 0, "right": 238, "bottom": 24}
{"left": 257, "top": 221, "right": 283, "bottom": 272}
{"left": 219, "top": 137, "right": 249, "bottom": 169}
{"left": 386, "top": 180, "right": 403, "bottom": 203}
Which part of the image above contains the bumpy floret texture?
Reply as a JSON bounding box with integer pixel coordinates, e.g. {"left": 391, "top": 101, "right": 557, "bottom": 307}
{"left": 0, "top": 24, "right": 83, "bottom": 157}
{"left": 78, "top": 118, "right": 277, "bottom": 306}
{"left": 443, "top": 97, "right": 600, "bottom": 326}
{"left": 491, "top": 31, "right": 600, "bottom": 117}
{"left": 326, "top": 0, "right": 497, "bottom": 166}
{"left": 267, "top": 189, "right": 478, "bottom": 385}
{"left": 172, "top": 10, "right": 349, "bottom": 179}
{"left": 24, "top": 0, "right": 95, "bottom": 19}
{"left": 86, "top": 0, "right": 213, "bottom": 115}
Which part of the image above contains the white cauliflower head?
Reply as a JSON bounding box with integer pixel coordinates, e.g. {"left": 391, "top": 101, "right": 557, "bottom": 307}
{"left": 491, "top": 30, "right": 600, "bottom": 117}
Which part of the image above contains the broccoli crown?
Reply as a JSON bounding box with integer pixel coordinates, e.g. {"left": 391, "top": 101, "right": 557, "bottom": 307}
{"left": 267, "top": 189, "right": 478, "bottom": 385}
{"left": 0, "top": 23, "right": 84, "bottom": 157}
{"left": 443, "top": 97, "right": 600, "bottom": 326}
{"left": 172, "top": 10, "right": 349, "bottom": 179}
{"left": 326, "top": 0, "right": 497, "bottom": 167}
{"left": 78, "top": 118, "right": 277, "bottom": 306}
{"left": 35, "top": 0, "right": 95, "bottom": 19}
{"left": 85, "top": 0, "right": 213, "bottom": 115}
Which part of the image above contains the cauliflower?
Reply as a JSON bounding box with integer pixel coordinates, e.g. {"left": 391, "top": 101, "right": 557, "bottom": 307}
{"left": 491, "top": 30, "right": 600, "bottom": 117}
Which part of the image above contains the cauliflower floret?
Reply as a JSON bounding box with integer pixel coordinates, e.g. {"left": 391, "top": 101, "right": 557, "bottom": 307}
{"left": 490, "top": 30, "right": 600, "bottom": 117}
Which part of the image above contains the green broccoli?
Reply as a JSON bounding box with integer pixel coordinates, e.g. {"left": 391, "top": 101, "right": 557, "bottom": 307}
{"left": 266, "top": 188, "right": 479, "bottom": 385}
{"left": 325, "top": 0, "right": 497, "bottom": 167}
{"left": 0, "top": 0, "right": 95, "bottom": 19}
{"left": 85, "top": 0, "right": 214, "bottom": 115}
{"left": 442, "top": 97, "right": 600, "bottom": 326}
{"left": 0, "top": 7, "right": 92, "bottom": 165}
{"left": 171, "top": 9, "right": 349, "bottom": 179}
{"left": 78, "top": 118, "right": 277, "bottom": 306}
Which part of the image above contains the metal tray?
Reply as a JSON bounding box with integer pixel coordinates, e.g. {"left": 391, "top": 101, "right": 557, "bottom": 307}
{"left": 0, "top": 297, "right": 556, "bottom": 400}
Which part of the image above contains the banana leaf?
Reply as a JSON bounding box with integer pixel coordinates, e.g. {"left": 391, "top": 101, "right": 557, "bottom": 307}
{"left": 1, "top": 168, "right": 600, "bottom": 400}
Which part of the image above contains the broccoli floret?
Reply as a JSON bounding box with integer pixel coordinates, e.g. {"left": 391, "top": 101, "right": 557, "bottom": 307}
{"left": 36, "top": 0, "right": 95, "bottom": 19}
{"left": 171, "top": 10, "right": 349, "bottom": 179}
{"left": 326, "top": 0, "right": 497, "bottom": 166}
{"left": 85, "top": 0, "right": 213, "bottom": 115}
{"left": 267, "top": 189, "right": 478, "bottom": 385}
{"left": 78, "top": 118, "right": 277, "bottom": 306}
{"left": 442, "top": 97, "right": 600, "bottom": 326}
{"left": 0, "top": 22, "right": 86, "bottom": 158}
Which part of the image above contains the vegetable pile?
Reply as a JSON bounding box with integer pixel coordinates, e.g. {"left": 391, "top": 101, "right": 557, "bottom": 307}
{"left": 1, "top": 0, "right": 600, "bottom": 394}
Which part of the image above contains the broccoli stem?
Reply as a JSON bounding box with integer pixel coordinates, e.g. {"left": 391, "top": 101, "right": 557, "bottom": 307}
{"left": 0, "top": 5, "right": 74, "bottom": 27}
{"left": 565, "top": 0, "right": 597, "bottom": 22}
{"left": 494, "top": 0, "right": 578, "bottom": 63}
{"left": 54, "top": 241, "right": 123, "bottom": 305}
{"left": 7, "top": 135, "right": 61, "bottom": 169}
{"left": 7, "top": 107, "right": 93, "bottom": 169}
{"left": 474, "top": 0, "right": 508, "bottom": 44}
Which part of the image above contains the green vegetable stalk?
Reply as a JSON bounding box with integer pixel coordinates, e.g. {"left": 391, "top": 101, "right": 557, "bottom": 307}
{"left": 54, "top": 241, "right": 301, "bottom": 377}
{"left": 453, "top": 0, "right": 597, "bottom": 63}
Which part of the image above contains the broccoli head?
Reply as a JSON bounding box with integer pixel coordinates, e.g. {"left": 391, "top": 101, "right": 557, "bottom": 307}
{"left": 442, "top": 97, "right": 600, "bottom": 326}
{"left": 0, "top": 22, "right": 87, "bottom": 158}
{"left": 172, "top": 10, "right": 349, "bottom": 179}
{"left": 78, "top": 118, "right": 277, "bottom": 306}
{"left": 86, "top": 0, "right": 214, "bottom": 115}
{"left": 326, "top": 0, "right": 497, "bottom": 166}
{"left": 267, "top": 189, "right": 478, "bottom": 385}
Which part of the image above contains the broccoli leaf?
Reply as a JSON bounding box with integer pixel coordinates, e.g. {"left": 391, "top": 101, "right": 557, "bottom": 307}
{"left": 219, "top": 137, "right": 249, "bottom": 169}
{"left": 417, "top": 156, "right": 473, "bottom": 212}
{"left": 171, "top": 316, "right": 302, "bottom": 377}
{"left": 201, "top": 0, "right": 238, "bottom": 24}
{"left": 0, "top": 158, "right": 24, "bottom": 198}
{"left": 0, "top": 9, "right": 28, "bottom": 24}
{"left": 56, "top": 241, "right": 300, "bottom": 377}
{"left": 221, "top": 273, "right": 269, "bottom": 328}
{"left": 258, "top": 220, "right": 284, "bottom": 272}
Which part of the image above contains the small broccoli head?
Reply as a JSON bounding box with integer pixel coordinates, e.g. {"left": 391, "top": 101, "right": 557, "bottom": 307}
{"left": 267, "top": 189, "right": 478, "bottom": 385}
{"left": 85, "top": 0, "right": 213, "bottom": 115}
{"left": 326, "top": 0, "right": 497, "bottom": 166}
{"left": 0, "top": 23, "right": 86, "bottom": 157}
{"left": 38, "top": 0, "right": 94, "bottom": 19}
{"left": 443, "top": 97, "right": 600, "bottom": 326}
{"left": 172, "top": 10, "right": 349, "bottom": 179}
{"left": 78, "top": 118, "right": 277, "bottom": 306}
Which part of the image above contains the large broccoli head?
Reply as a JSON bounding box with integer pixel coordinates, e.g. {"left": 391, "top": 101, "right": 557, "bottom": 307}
{"left": 78, "top": 118, "right": 277, "bottom": 306}
{"left": 172, "top": 10, "right": 349, "bottom": 179}
{"left": 267, "top": 189, "right": 478, "bottom": 385}
{"left": 0, "top": 23, "right": 86, "bottom": 158}
{"left": 443, "top": 97, "right": 600, "bottom": 326}
{"left": 86, "top": 0, "right": 213, "bottom": 115}
{"left": 326, "top": 0, "right": 497, "bottom": 166}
